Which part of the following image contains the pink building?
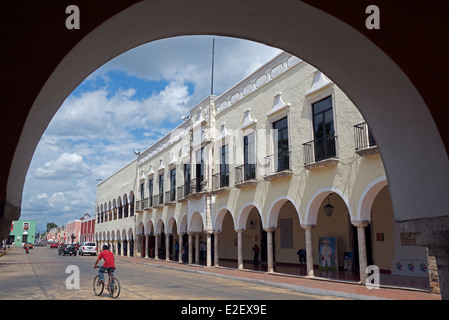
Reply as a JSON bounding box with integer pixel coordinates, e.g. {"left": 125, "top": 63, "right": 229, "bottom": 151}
{"left": 80, "top": 216, "right": 95, "bottom": 243}
{"left": 65, "top": 219, "right": 81, "bottom": 244}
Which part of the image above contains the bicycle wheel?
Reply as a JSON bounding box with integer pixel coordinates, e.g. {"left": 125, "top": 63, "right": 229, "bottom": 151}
{"left": 93, "top": 275, "right": 104, "bottom": 296}
{"left": 109, "top": 277, "right": 120, "bottom": 299}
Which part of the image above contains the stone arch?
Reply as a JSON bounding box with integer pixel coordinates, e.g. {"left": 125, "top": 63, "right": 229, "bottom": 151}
{"left": 215, "top": 206, "right": 235, "bottom": 232}
{"left": 357, "top": 176, "right": 388, "bottom": 223}
{"left": 304, "top": 187, "right": 353, "bottom": 226}
{"left": 189, "top": 211, "right": 204, "bottom": 233}
{"left": 267, "top": 196, "right": 301, "bottom": 228}
{"left": 237, "top": 202, "right": 262, "bottom": 230}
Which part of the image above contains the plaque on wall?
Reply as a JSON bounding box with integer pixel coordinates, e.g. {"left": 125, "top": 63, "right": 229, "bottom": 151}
{"left": 400, "top": 232, "right": 417, "bottom": 246}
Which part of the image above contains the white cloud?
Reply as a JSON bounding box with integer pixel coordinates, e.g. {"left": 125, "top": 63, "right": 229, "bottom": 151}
{"left": 34, "top": 152, "right": 91, "bottom": 179}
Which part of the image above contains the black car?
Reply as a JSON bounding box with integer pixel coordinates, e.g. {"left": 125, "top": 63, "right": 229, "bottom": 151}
{"left": 58, "top": 244, "right": 77, "bottom": 256}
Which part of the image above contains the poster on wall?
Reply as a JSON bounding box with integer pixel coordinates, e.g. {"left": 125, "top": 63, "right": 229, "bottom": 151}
{"left": 319, "top": 237, "right": 338, "bottom": 271}
{"left": 23, "top": 222, "right": 29, "bottom": 231}
{"left": 280, "top": 218, "right": 293, "bottom": 248}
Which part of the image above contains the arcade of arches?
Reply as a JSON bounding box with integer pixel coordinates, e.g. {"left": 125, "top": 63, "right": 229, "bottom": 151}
{"left": 96, "top": 185, "right": 429, "bottom": 290}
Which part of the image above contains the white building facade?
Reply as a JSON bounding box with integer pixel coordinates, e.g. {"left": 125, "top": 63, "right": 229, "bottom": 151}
{"left": 95, "top": 52, "right": 430, "bottom": 285}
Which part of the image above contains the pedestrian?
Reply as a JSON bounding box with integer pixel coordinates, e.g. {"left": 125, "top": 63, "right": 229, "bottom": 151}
{"left": 174, "top": 241, "right": 178, "bottom": 260}
{"left": 252, "top": 244, "right": 259, "bottom": 264}
{"left": 297, "top": 249, "right": 306, "bottom": 265}
{"left": 24, "top": 242, "right": 29, "bottom": 254}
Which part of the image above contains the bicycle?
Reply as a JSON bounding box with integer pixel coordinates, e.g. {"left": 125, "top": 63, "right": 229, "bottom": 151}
{"left": 93, "top": 267, "right": 120, "bottom": 298}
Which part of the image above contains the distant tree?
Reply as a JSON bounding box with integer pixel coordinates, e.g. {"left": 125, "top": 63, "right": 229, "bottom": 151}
{"left": 46, "top": 222, "right": 58, "bottom": 232}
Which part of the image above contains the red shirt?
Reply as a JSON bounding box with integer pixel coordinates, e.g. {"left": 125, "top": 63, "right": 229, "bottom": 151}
{"left": 98, "top": 250, "right": 115, "bottom": 268}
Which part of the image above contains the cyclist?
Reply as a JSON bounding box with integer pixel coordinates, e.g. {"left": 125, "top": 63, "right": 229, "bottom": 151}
{"left": 93, "top": 245, "right": 116, "bottom": 287}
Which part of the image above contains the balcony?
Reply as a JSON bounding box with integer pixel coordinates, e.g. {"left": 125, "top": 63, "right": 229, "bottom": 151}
{"left": 164, "top": 189, "right": 177, "bottom": 205}
{"left": 211, "top": 171, "right": 230, "bottom": 193}
{"left": 182, "top": 178, "right": 208, "bottom": 200}
{"left": 235, "top": 164, "right": 257, "bottom": 188}
{"left": 177, "top": 185, "right": 187, "bottom": 201}
{"left": 302, "top": 135, "right": 338, "bottom": 170}
{"left": 263, "top": 151, "right": 292, "bottom": 181}
{"left": 354, "top": 122, "right": 378, "bottom": 156}
{"left": 152, "top": 194, "right": 164, "bottom": 207}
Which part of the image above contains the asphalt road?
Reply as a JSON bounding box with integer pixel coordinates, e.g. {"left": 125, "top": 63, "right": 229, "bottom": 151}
{"left": 0, "top": 246, "right": 344, "bottom": 301}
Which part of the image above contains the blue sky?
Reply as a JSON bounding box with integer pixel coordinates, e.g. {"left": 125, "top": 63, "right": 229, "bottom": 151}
{"left": 20, "top": 36, "right": 282, "bottom": 232}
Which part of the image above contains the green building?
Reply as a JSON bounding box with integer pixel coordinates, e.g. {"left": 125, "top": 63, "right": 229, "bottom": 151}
{"left": 9, "top": 220, "right": 37, "bottom": 247}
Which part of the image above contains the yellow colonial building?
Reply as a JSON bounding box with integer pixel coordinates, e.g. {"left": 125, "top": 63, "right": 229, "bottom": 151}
{"left": 95, "top": 52, "right": 429, "bottom": 286}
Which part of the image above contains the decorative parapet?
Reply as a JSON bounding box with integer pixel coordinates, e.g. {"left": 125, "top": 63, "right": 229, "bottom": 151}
{"left": 215, "top": 52, "right": 301, "bottom": 114}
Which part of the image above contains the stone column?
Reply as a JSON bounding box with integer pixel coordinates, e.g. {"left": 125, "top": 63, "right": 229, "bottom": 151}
{"left": 302, "top": 225, "right": 315, "bottom": 277}
{"left": 188, "top": 233, "right": 193, "bottom": 264}
{"left": 237, "top": 230, "right": 243, "bottom": 270}
{"left": 120, "top": 240, "right": 124, "bottom": 256}
{"left": 154, "top": 234, "right": 159, "bottom": 259}
{"left": 165, "top": 233, "right": 171, "bottom": 261}
{"left": 145, "top": 235, "right": 150, "bottom": 258}
{"left": 265, "top": 227, "right": 275, "bottom": 273}
{"left": 206, "top": 232, "right": 212, "bottom": 267}
{"left": 127, "top": 240, "right": 131, "bottom": 257}
{"left": 195, "top": 232, "right": 200, "bottom": 264}
{"left": 214, "top": 232, "right": 220, "bottom": 267}
{"left": 354, "top": 221, "right": 369, "bottom": 283}
{"left": 401, "top": 216, "right": 449, "bottom": 300}
{"left": 178, "top": 233, "right": 184, "bottom": 263}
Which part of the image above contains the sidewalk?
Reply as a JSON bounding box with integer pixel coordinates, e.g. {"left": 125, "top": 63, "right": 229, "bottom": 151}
{"left": 116, "top": 255, "right": 441, "bottom": 300}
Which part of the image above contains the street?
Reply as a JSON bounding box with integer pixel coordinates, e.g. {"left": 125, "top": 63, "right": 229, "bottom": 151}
{"left": 0, "top": 246, "right": 344, "bottom": 300}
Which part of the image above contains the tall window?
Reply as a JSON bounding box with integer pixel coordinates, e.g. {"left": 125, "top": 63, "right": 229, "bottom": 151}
{"left": 148, "top": 178, "right": 153, "bottom": 207}
{"left": 140, "top": 182, "right": 145, "bottom": 201}
{"left": 195, "top": 148, "right": 204, "bottom": 192}
{"left": 312, "top": 96, "right": 336, "bottom": 161}
{"left": 184, "top": 163, "right": 191, "bottom": 195}
{"left": 273, "top": 117, "right": 289, "bottom": 171}
{"left": 159, "top": 173, "right": 164, "bottom": 204}
{"left": 220, "top": 144, "right": 229, "bottom": 187}
{"left": 170, "top": 168, "right": 176, "bottom": 201}
{"left": 244, "top": 133, "right": 256, "bottom": 180}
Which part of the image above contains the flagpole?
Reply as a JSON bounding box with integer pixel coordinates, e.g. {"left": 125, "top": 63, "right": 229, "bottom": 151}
{"left": 211, "top": 38, "right": 215, "bottom": 96}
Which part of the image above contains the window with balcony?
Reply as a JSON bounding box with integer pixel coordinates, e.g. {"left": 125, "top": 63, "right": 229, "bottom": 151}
{"left": 303, "top": 96, "right": 337, "bottom": 166}
{"left": 194, "top": 148, "right": 204, "bottom": 192}
{"left": 148, "top": 178, "right": 153, "bottom": 207}
{"left": 169, "top": 168, "right": 176, "bottom": 202}
{"left": 214, "top": 144, "right": 230, "bottom": 190}
{"left": 158, "top": 173, "right": 164, "bottom": 205}
{"left": 273, "top": 116, "right": 290, "bottom": 172}
{"left": 236, "top": 133, "right": 256, "bottom": 184}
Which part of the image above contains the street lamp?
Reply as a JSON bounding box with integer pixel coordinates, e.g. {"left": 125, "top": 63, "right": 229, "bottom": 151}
{"left": 324, "top": 194, "right": 334, "bottom": 217}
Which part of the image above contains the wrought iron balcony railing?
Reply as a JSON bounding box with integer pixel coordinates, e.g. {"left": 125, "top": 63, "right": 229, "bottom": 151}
{"left": 302, "top": 135, "right": 337, "bottom": 165}
{"left": 235, "top": 164, "right": 256, "bottom": 184}
{"left": 264, "top": 151, "right": 291, "bottom": 175}
{"left": 212, "top": 171, "right": 230, "bottom": 190}
{"left": 354, "top": 122, "right": 377, "bottom": 151}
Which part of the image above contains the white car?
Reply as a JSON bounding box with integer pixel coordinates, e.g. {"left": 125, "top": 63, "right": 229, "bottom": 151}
{"left": 78, "top": 242, "right": 97, "bottom": 256}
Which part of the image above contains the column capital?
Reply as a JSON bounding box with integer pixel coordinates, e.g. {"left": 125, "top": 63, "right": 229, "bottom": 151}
{"left": 263, "top": 226, "right": 276, "bottom": 232}
{"left": 300, "top": 224, "right": 315, "bottom": 230}
{"left": 352, "top": 220, "right": 370, "bottom": 228}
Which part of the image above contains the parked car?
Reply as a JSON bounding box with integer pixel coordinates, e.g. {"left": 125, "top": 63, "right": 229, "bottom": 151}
{"left": 50, "top": 242, "right": 58, "bottom": 248}
{"left": 28, "top": 243, "right": 34, "bottom": 249}
{"left": 58, "top": 244, "right": 77, "bottom": 256}
{"left": 79, "top": 242, "right": 97, "bottom": 256}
